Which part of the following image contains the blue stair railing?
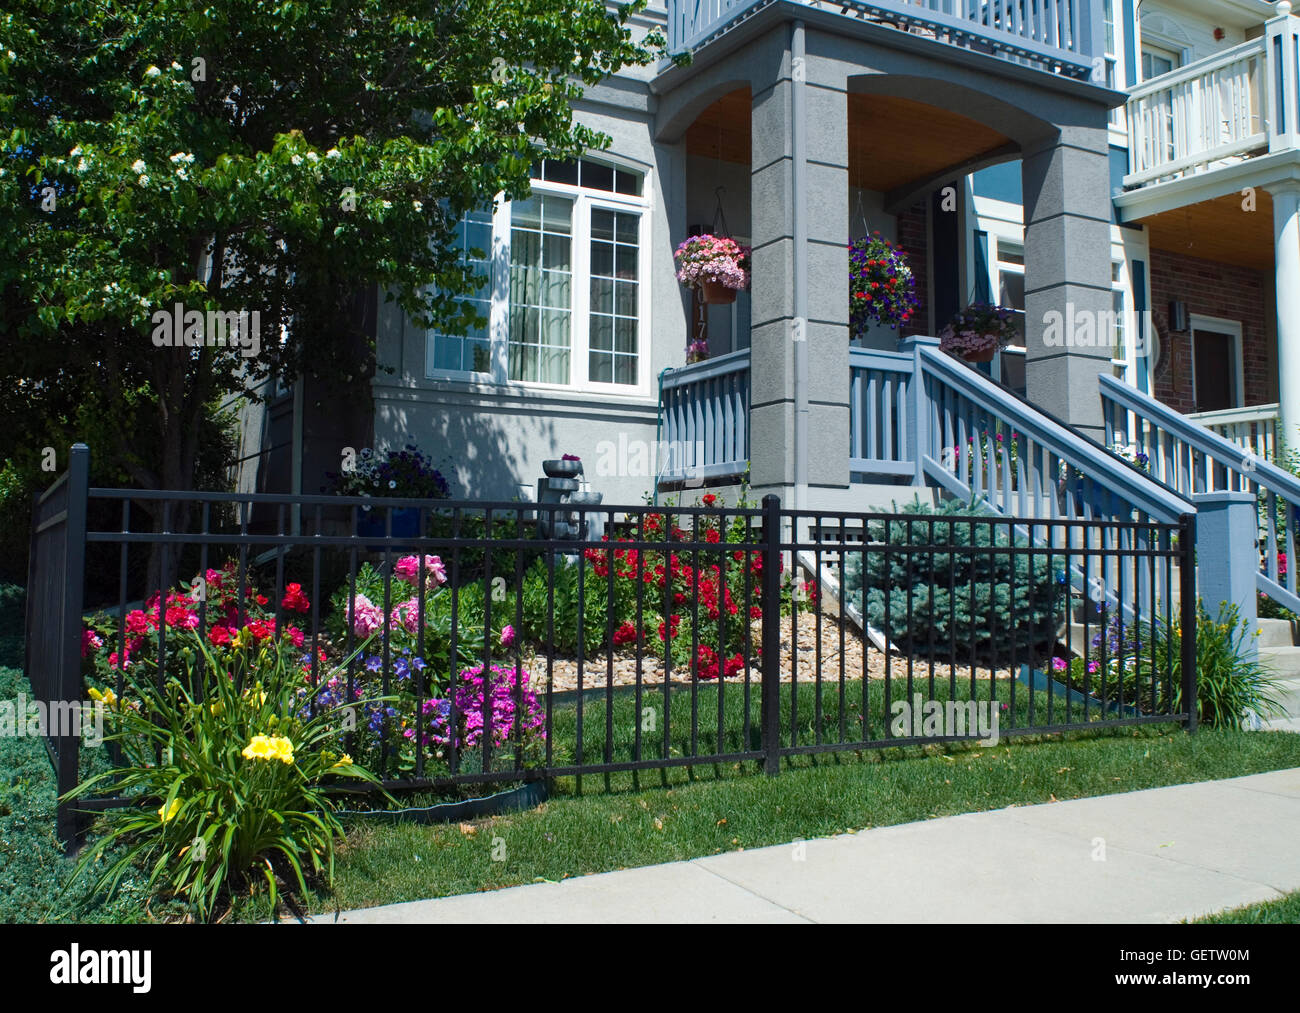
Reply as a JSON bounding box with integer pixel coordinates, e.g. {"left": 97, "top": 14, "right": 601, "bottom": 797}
{"left": 1101, "top": 373, "right": 1300, "bottom": 614}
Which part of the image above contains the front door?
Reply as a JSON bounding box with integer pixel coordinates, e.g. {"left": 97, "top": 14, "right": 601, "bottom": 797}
{"left": 1191, "top": 327, "right": 1238, "bottom": 413}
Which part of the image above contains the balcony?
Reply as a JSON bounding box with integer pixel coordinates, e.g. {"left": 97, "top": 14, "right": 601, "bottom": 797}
{"left": 1124, "top": 14, "right": 1300, "bottom": 188}
{"left": 667, "top": 0, "right": 1104, "bottom": 80}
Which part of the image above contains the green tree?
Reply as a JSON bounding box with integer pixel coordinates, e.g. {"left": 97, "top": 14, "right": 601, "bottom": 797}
{"left": 0, "top": 0, "right": 663, "bottom": 585}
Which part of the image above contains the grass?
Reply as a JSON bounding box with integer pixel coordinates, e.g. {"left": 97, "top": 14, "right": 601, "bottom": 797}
{"left": 1191, "top": 891, "right": 1300, "bottom": 924}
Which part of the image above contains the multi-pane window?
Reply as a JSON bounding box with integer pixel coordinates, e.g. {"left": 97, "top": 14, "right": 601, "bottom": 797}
{"left": 426, "top": 159, "right": 647, "bottom": 390}
{"left": 509, "top": 194, "right": 573, "bottom": 384}
{"left": 429, "top": 209, "right": 494, "bottom": 375}
{"left": 588, "top": 208, "right": 639, "bottom": 385}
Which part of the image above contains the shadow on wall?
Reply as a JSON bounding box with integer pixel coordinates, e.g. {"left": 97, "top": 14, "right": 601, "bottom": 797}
{"left": 374, "top": 400, "right": 559, "bottom": 503}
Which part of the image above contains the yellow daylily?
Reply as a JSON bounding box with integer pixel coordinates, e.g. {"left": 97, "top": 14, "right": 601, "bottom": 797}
{"left": 87, "top": 686, "right": 117, "bottom": 708}
{"left": 158, "top": 798, "right": 182, "bottom": 823}
{"left": 330, "top": 754, "right": 353, "bottom": 769}
{"left": 242, "top": 733, "right": 294, "bottom": 765}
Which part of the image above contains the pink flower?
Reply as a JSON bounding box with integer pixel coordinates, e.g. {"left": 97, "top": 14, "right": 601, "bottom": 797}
{"left": 500, "top": 625, "right": 516, "bottom": 648}
{"left": 81, "top": 629, "right": 103, "bottom": 658}
{"left": 393, "top": 554, "right": 447, "bottom": 587}
{"left": 348, "top": 594, "right": 385, "bottom": 638}
{"left": 391, "top": 597, "right": 423, "bottom": 635}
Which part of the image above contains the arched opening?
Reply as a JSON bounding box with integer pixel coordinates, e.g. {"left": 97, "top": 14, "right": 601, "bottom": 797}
{"left": 683, "top": 87, "right": 752, "bottom": 358}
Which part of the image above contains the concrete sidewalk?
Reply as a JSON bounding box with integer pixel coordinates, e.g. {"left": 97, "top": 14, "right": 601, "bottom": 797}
{"left": 311, "top": 768, "right": 1300, "bottom": 924}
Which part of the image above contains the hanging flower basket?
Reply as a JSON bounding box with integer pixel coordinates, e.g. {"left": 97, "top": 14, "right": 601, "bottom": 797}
{"left": 674, "top": 234, "right": 750, "bottom": 304}
{"left": 938, "top": 303, "right": 1019, "bottom": 363}
{"left": 849, "top": 233, "right": 919, "bottom": 334}
{"left": 700, "top": 279, "right": 737, "bottom": 305}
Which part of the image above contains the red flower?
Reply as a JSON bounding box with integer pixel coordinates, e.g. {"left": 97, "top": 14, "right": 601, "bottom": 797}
{"left": 281, "top": 582, "right": 311, "bottom": 613}
{"left": 613, "top": 622, "right": 639, "bottom": 646}
{"left": 657, "top": 615, "right": 682, "bottom": 641}
{"left": 208, "top": 625, "right": 232, "bottom": 647}
{"left": 702, "top": 493, "right": 717, "bottom": 506}
{"left": 692, "top": 645, "right": 720, "bottom": 680}
{"left": 705, "top": 529, "right": 720, "bottom": 544}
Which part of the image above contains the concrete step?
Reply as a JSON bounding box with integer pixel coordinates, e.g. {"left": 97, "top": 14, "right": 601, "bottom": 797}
{"left": 1259, "top": 647, "right": 1300, "bottom": 682}
{"left": 1257, "top": 618, "right": 1299, "bottom": 648}
{"left": 1261, "top": 675, "right": 1300, "bottom": 729}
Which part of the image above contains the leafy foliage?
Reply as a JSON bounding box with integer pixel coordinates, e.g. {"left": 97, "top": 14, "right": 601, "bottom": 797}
{"left": 67, "top": 629, "right": 383, "bottom": 922}
{"left": 0, "top": 0, "right": 662, "bottom": 518}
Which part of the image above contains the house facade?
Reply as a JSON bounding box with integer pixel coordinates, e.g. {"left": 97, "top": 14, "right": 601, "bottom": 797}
{"left": 241, "top": 0, "right": 1300, "bottom": 514}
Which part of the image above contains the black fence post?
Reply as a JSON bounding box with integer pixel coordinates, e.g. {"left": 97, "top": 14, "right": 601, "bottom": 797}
{"left": 760, "top": 494, "right": 781, "bottom": 775}
{"left": 57, "top": 444, "right": 90, "bottom": 844}
{"left": 1179, "top": 512, "right": 1197, "bottom": 734}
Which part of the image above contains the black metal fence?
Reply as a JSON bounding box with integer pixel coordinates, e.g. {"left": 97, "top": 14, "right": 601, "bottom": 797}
{"left": 27, "top": 445, "right": 1198, "bottom": 840}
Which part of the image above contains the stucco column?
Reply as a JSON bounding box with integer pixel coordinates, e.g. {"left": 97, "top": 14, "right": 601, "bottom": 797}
{"left": 1272, "top": 180, "right": 1300, "bottom": 451}
{"left": 748, "top": 25, "right": 850, "bottom": 507}
{"left": 1021, "top": 132, "right": 1114, "bottom": 440}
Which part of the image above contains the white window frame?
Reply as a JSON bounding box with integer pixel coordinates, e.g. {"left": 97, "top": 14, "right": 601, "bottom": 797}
{"left": 425, "top": 162, "right": 652, "bottom": 396}
{"left": 1189, "top": 313, "right": 1245, "bottom": 411}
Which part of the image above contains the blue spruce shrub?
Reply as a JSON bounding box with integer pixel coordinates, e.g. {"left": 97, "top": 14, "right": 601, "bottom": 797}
{"left": 842, "top": 500, "right": 1065, "bottom": 664}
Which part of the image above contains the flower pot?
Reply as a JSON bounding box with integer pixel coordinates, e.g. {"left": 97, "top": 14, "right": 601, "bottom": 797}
{"left": 357, "top": 505, "right": 421, "bottom": 550}
{"left": 700, "top": 280, "right": 737, "bottom": 305}
{"left": 961, "top": 346, "right": 997, "bottom": 363}
{"left": 543, "top": 458, "right": 583, "bottom": 479}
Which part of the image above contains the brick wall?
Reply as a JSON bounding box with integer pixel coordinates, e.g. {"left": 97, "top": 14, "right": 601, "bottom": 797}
{"left": 896, "top": 200, "right": 930, "bottom": 337}
{"left": 1148, "top": 248, "right": 1273, "bottom": 413}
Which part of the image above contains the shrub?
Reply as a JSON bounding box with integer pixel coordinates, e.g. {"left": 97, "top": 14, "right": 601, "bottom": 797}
{"left": 842, "top": 500, "right": 1064, "bottom": 664}
{"left": 67, "top": 627, "right": 382, "bottom": 921}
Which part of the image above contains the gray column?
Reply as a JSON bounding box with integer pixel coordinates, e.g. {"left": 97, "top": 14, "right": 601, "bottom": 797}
{"left": 748, "top": 30, "right": 850, "bottom": 506}
{"left": 1021, "top": 133, "right": 1113, "bottom": 440}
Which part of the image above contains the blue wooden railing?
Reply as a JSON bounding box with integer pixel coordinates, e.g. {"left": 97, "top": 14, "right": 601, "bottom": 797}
{"left": 667, "top": 0, "right": 1104, "bottom": 80}
{"left": 1101, "top": 373, "right": 1300, "bottom": 615}
{"left": 658, "top": 348, "right": 751, "bottom": 485}
{"left": 849, "top": 346, "right": 914, "bottom": 479}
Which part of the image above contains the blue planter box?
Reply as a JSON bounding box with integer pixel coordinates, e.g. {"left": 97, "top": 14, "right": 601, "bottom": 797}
{"left": 357, "top": 506, "right": 421, "bottom": 550}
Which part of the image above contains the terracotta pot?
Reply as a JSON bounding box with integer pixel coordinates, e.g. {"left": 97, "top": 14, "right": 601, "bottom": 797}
{"left": 700, "top": 280, "right": 738, "bottom": 305}
{"left": 962, "top": 345, "right": 997, "bottom": 363}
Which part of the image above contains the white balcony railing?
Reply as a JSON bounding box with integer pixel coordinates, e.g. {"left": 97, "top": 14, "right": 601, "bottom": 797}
{"left": 1187, "top": 403, "right": 1280, "bottom": 464}
{"left": 1125, "top": 13, "right": 1300, "bottom": 187}
{"left": 667, "top": 0, "right": 1104, "bottom": 79}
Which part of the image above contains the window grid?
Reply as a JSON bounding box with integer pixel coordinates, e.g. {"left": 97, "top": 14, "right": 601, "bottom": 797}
{"left": 588, "top": 208, "right": 640, "bottom": 386}
{"left": 508, "top": 194, "right": 574, "bottom": 385}
{"left": 429, "top": 210, "right": 494, "bottom": 376}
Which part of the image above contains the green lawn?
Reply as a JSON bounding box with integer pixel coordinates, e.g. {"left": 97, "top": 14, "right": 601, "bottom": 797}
{"left": 1191, "top": 891, "right": 1300, "bottom": 924}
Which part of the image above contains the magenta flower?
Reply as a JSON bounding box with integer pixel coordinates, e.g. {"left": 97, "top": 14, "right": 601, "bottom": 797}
{"left": 500, "top": 625, "right": 516, "bottom": 648}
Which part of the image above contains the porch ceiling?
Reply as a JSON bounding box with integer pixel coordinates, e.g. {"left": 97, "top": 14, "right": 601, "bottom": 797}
{"left": 847, "top": 93, "right": 1011, "bottom": 193}
{"left": 1134, "top": 191, "right": 1275, "bottom": 272}
{"left": 684, "top": 89, "right": 750, "bottom": 164}
{"left": 683, "top": 89, "right": 1014, "bottom": 196}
